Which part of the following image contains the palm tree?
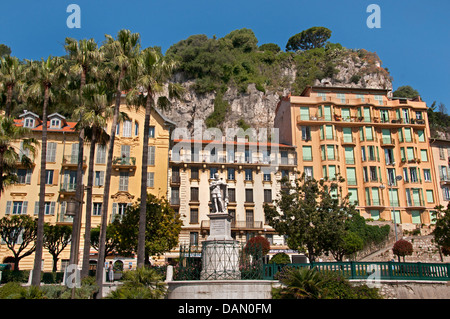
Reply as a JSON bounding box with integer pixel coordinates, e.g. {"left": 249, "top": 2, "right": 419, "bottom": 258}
{"left": 0, "top": 55, "right": 23, "bottom": 117}
{"left": 76, "top": 81, "right": 113, "bottom": 279}
{"left": 95, "top": 29, "right": 140, "bottom": 296}
{"left": 0, "top": 116, "right": 37, "bottom": 200}
{"left": 24, "top": 56, "right": 66, "bottom": 286}
{"left": 127, "top": 47, "right": 184, "bottom": 267}
{"left": 64, "top": 38, "right": 103, "bottom": 276}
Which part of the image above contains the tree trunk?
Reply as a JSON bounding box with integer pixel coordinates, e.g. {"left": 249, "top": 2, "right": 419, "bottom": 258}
{"left": 137, "top": 88, "right": 152, "bottom": 268}
{"left": 96, "top": 67, "right": 125, "bottom": 298}
{"left": 5, "top": 85, "right": 13, "bottom": 117}
{"left": 52, "top": 255, "right": 58, "bottom": 272}
{"left": 32, "top": 86, "right": 49, "bottom": 286}
{"left": 81, "top": 125, "right": 97, "bottom": 279}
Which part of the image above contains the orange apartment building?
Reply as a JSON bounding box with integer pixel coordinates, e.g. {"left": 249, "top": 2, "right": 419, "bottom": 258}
{"left": 274, "top": 86, "right": 440, "bottom": 226}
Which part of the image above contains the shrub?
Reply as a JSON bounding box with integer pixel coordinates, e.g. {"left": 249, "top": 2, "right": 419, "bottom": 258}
{"left": 393, "top": 239, "right": 413, "bottom": 262}
{"left": 269, "top": 252, "right": 291, "bottom": 264}
{"left": 107, "top": 267, "right": 167, "bottom": 299}
{"left": 244, "top": 236, "right": 271, "bottom": 257}
{"left": 272, "top": 267, "right": 382, "bottom": 299}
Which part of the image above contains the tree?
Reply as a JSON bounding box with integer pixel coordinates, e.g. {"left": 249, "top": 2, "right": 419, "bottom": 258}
{"left": 264, "top": 174, "right": 356, "bottom": 262}
{"left": 392, "top": 239, "right": 413, "bottom": 262}
{"left": 0, "top": 215, "right": 37, "bottom": 270}
{"left": 244, "top": 236, "right": 271, "bottom": 257}
{"left": 43, "top": 224, "right": 72, "bottom": 272}
{"left": 64, "top": 37, "right": 105, "bottom": 279}
{"left": 330, "top": 231, "right": 364, "bottom": 261}
{"left": 113, "top": 194, "right": 182, "bottom": 262}
{"left": 0, "top": 55, "right": 24, "bottom": 116}
{"left": 127, "top": 47, "right": 183, "bottom": 267}
{"left": 95, "top": 29, "right": 140, "bottom": 296}
{"left": 23, "top": 56, "right": 66, "bottom": 286}
{"left": 432, "top": 204, "right": 450, "bottom": 261}
{"left": 0, "top": 116, "right": 37, "bottom": 200}
{"left": 286, "top": 27, "right": 332, "bottom": 52}
{"left": 90, "top": 225, "right": 120, "bottom": 261}
{"left": 269, "top": 252, "right": 291, "bottom": 264}
{"left": 0, "top": 44, "right": 11, "bottom": 57}
{"left": 392, "top": 85, "right": 420, "bottom": 99}
{"left": 76, "top": 81, "right": 113, "bottom": 278}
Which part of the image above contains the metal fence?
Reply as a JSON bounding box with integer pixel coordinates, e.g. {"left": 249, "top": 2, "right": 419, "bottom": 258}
{"left": 173, "top": 242, "right": 265, "bottom": 280}
{"left": 263, "top": 261, "right": 450, "bottom": 281}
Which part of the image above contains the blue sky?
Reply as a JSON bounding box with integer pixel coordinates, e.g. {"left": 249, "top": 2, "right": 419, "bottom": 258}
{"left": 1, "top": 0, "right": 449, "bottom": 108}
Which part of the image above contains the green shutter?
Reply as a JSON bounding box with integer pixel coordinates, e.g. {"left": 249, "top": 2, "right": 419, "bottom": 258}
{"left": 300, "top": 107, "right": 310, "bottom": 120}
{"left": 348, "top": 188, "right": 358, "bottom": 205}
{"left": 302, "top": 146, "right": 312, "bottom": 161}
{"left": 411, "top": 210, "right": 421, "bottom": 224}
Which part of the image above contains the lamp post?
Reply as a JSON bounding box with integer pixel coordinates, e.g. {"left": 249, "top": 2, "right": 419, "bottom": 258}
{"left": 382, "top": 175, "right": 402, "bottom": 242}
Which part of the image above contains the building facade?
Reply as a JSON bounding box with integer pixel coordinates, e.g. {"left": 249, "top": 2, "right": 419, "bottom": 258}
{"left": 0, "top": 102, "right": 175, "bottom": 271}
{"left": 429, "top": 137, "right": 450, "bottom": 209}
{"left": 275, "top": 86, "right": 440, "bottom": 226}
{"left": 165, "top": 137, "right": 297, "bottom": 260}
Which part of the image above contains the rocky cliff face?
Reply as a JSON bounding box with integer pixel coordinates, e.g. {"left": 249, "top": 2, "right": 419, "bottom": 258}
{"left": 162, "top": 52, "right": 393, "bottom": 133}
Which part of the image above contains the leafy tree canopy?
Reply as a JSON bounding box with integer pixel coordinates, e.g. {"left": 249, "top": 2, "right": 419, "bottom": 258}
{"left": 392, "top": 85, "right": 420, "bottom": 99}
{"left": 0, "top": 44, "right": 11, "bottom": 57}
{"left": 286, "top": 27, "right": 332, "bottom": 52}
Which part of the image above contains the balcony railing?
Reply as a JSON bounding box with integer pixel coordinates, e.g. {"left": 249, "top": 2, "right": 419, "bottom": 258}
{"left": 60, "top": 183, "right": 77, "bottom": 192}
{"left": 113, "top": 156, "right": 136, "bottom": 166}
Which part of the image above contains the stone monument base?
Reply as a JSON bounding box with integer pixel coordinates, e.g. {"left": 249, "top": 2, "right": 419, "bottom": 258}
{"left": 200, "top": 240, "right": 241, "bottom": 280}
{"left": 207, "top": 213, "right": 233, "bottom": 241}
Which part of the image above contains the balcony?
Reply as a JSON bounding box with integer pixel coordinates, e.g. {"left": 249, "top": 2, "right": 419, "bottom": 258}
{"left": 200, "top": 220, "right": 264, "bottom": 232}
{"left": 440, "top": 176, "right": 450, "bottom": 185}
{"left": 112, "top": 156, "right": 136, "bottom": 171}
{"left": 62, "top": 155, "right": 87, "bottom": 169}
{"left": 380, "top": 138, "right": 395, "bottom": 147}
{"left": 60, "top": 183, "right": 77, "bottom": 193}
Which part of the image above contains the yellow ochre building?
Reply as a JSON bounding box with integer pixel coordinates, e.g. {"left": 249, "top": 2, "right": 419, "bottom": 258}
{"left": 0, "top": 100, "right": 175, "bottom": 271}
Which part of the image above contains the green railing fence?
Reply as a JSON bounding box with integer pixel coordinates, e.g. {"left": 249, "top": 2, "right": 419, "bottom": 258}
{"left": 263, "top": 261, "right": 450, "bottom": 281}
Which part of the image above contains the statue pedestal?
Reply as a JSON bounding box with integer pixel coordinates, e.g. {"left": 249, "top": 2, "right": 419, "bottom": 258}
{"left": 201, "top": 213, "right": 240, "bottom": 280}
{"left": 207, "top": 213, "right": 233, "bottom": 241}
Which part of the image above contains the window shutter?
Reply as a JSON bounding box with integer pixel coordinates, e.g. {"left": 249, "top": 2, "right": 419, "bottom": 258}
{"left": 50, "top": 202, "right": 56, "bottom": 215}
{"left": 26, "top": 170, "right": 32, "bottom": 184}
{"left": 34, "top": 201, "right": 39, "bottom": 215}
{"left": 22, "top": 201, "right": 28, "bottom": 215}
{"left": 100, "top": 171, "right": 105, "bottom": 186}
{"left": 60, "top": 201, "right": 66, "bottom": 218}
{"left": 53, "top": 169, "right": 59, "bottom": 185}
{"left": 5, "top": 201, "right": 12, "bottom": 215}
{"left": 148, "top": 146, "right": 155, "bottom": 165}
{"left": 112, "top": 203, "right": 117, "bottom": 220}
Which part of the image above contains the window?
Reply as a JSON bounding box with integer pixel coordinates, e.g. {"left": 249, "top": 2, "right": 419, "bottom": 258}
{"left": 337, "top": 93, "right": 345, "bottom": 103}
{"left": 171, "top": 187, "right": 180, "bottom": 205}
{"left": 121, "top": 144, "right": 131, "bottom": 158}
{"left": 346, "top": 167, "right": 356, "bottom": 185}
{"left": 244, "top": 169, "right": 253, "bottom": 181}
{"left": 404, "top": 128, "right": 412, "bottom": 142}
{"left": 12, "top": 201, "right": 26, "bottom": 215}
{"left": 191, "top": 167, "right": 199, "bottom": 180}
{"left": 263, "top": 169, "right": 271, "bottom": 181}
{"left": 123, "top": 120, "right": 132, "bottom": 137}
{"left": 95, "top": 171, "right": 105, "bottom": 186}
{"left": 172, "top": 167, "right": 180, "bottom": 183}
{"left": 420, "top": 149, "right": 428, "bottom": 162}
{"left": 245, "top": 189, "right": 253, "bottom": 203}
{"left": 134, "top": 122, "right": 139, "bottom": 136}
{"left": 119, "top": 172, "right": 129, "bottom": 191}
{"left": 361, "top": 146, "right": 366, "bottom": 161}
{"left": 228, "top": 188, "right": 236, "bottom": 202}
{"left": 147, "top": 172, "right": 154, "bottom": 187}
{"left": 210, "top": 167, "right": 218, "bottom": 179}
{"left": 304, "top": 166, "right": 313, "bottom": 180}
{"left": 149, "top": 126, "right": 155, "bottom": 138}
{"left": 374, "top": 95, "right": 383, "bottom": 105}
{"left": 245, "top": 149, "right": 252, "bottom": 163}
{"left": 190, "top": 232, "right": 199, "bottom": 246}
{"left": 190, "top": 209, "right": 199, "bottom": 224}
{"left": 50, "top": 119, "right": 60, "bottom": 128}
{"left": 423, "top": 169, "right": 431, "bottom": 182}
{"left": 387, "top": 168, "right": 396, "bottom": 186}
{"left": 406, "top": 147, "right": 415, "bottom": 161}
{"left": 326, "top": 145, "right": 335, "bottom": 160}
{"left": 384, "top": 148, "right": 394, "bottom": 165}
{"left": 17, "top": 169, "right": 32, "bottom": 184}
{"left": 45, "top": 170, "right": 54, "bottom": 185}
{"left": 148, "top": 146, "right": 155, "bottom": 165}
{"left": 264, "top": 189, "right": 272, "bottom": 203}
{"left": 226, "top": 167, "right": 234, "bottom": 180}
{"left": 317, "top": 93, "right": 326, "bottom": 101}
{"left": 302, "top": 146, "right": 312, "bottom": 161}
{"left": 417, "top": 130, "right": 425, "bottom": 142}
{"left": 443, "top": 187, "right": 450, "bottom": 201}
{"left": 24, "top": 117, "right": 35, "bottom": 128}
{"left": 301, "top": 126, "right": 311, "bottom": 141}
{"left": 426, "top": 190, "right": 434, "bottom": 203}
{"left": 344, "top": 147, "right": 354, "bottom": 165}
{"left": 365, "top": 126, "right": 373, "bottom": 141}
{"left": 93, "top": 203, "right": 102, "bottom": 216}
{"left": 300, "top": 107, "right": 310, "bottom": 120}
{"left": 227, "top": 148, "right": 235, "bottom": 163}
{"left": 46, "top": 142, "right": 57, "bottom": 162}
{"left": 35, "top": 202, "right": 55, "bottom": 215}
{"left": 116, "top": 124, "right": 120, "bottom": 135}
{"left": 190, "top": 187, "right": 199, "bottom": 202}
{"left": 245, "top": 210, "right": 254, "bottom": 227}
{"left": 348, "top": 188, "right": 358, "bottom": 205}
{"left": 96, "top": 145, "right": 106, "bottom": 164}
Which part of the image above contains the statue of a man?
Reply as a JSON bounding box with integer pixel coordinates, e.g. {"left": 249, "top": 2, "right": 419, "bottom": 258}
{"left": 210, "top": 173, "right": 227, "bottom": 213}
